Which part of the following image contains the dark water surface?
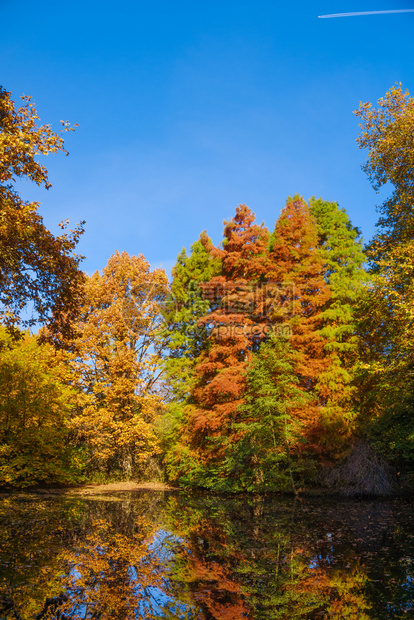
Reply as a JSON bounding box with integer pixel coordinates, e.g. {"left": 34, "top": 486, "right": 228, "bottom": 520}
{"left": 0, "top": 490, "right": 413, "bottom": 619}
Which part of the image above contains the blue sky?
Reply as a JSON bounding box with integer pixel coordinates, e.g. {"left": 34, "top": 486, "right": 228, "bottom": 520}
{"left": 1, "top": 0, "right": 414, "bottom": 276}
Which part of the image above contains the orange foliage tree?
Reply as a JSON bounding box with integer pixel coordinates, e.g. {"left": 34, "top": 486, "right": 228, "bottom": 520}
{"left": 169, "top": 205, "right": 270, "bottom": 485}
{"left": 268, "top": 196, "right": 331, "bottom": 452}
{"left": 0, "top": 86, "right": 84, "bottom": 337}
{"left": 63, "top": 251, "right": 169, "bottom": 477}
{"left": 163, "top": 197, "right": 366, "bottom": 487}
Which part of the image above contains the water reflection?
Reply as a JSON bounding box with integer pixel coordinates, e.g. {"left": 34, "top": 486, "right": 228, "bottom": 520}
{"left": 0, "top": 492, "right": 413, "bottom": 619}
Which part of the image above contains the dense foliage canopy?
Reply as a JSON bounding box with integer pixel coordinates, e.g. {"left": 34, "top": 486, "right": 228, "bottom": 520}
{"left": 0, "top": 86, "right": 84, "bottom": 338}
{"left": 1, "top": 83, "right": 413, "bottom": 491}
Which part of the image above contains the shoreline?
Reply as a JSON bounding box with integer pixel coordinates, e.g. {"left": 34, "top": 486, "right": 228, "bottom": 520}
{"left": 1, "top": 480, "right": 412, "bottom": 498}
{"left": 0, "top": 481, "right": 180, "bottom": 496}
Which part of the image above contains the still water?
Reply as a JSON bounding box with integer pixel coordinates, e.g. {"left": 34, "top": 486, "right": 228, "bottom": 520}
{"left": 0, "top": 490, "right": 413, "bottom": 619}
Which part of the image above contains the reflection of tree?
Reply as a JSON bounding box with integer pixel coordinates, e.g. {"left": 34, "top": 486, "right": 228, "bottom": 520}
{"left": 162, "top": 495, "right": 414, "bottom": 619}
{"left": 58, "top": 519, "right": 168, "bottom": 619}
{"left": 0, "top": 494, "right": 198, "bottom": 620}
{"left": 0, "top": 497, "right": 85, "bottom": 620}
{"left": 162, "top": 496, "right": 251, "bottom": 619}
{"left": 1, "top": 494, "right": 414, "bottom": 619}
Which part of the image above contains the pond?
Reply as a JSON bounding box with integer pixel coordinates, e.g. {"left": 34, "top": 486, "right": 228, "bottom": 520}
{"left": 0, "top": 490, "right": 413, "bottom": 619}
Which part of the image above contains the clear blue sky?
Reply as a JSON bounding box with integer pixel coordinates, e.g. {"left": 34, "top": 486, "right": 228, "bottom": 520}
{"left": 1, "top": 0, "right": 414, "bottom": 275}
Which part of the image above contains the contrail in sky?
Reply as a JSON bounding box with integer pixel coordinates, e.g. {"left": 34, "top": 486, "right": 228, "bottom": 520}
{"left": 318, "top": 9, "right": 414, "bottom": 18}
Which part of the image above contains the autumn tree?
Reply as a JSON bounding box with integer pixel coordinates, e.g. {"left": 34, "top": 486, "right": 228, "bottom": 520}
{"left": 167, "top": 205, "right": 270, "bottom": 486}
{"left": 225, "top": 197, "right": 366, "bottom": 481}
{"left": 63, "top": 251, "right": 169, "bottom": 477}
{"left": 268, "top": 196, "right": 331, "bottom": 452}
{"left": 357, "top": 243, "right": 414, "bottom": 471}
{"left": 0, "top": 327, "right": 83, "bottom": 487}
{"left": 355, "top": 83, "right": 414, "bottom": 251}
{"left": 355, "top": 84, "right": 414, "bottom": 466}
{"left": 0, "top": 86, "right": 84, "bottom": 337}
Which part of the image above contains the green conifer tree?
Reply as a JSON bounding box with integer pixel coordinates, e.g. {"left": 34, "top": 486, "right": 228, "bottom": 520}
{"left": 223, "top": 331, "right": 307, "bottom": 492}
{"left": 162, "top": 238, "right": 221, "bottom": 403}
{"left": 309, "top": 197, "right": 368, "bottom": 455}
{"left": 161, "top": 237, "right": 221, "bottom": 479}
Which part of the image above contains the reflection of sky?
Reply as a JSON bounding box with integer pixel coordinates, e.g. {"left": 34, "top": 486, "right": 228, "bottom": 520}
{"left": 65, "top": 528, "right": 198, "bottom": 619}
{"left": 137, "top": 529, "right": 196, "bottom": 618}
{"left": 147, "top": 528, "right": 183, "bottom": 559}
{"left": 309, "top": 532, "right": 335, "bottom": 569}
{"left": 137, "top": 587, "right": 194, "bottom": 620}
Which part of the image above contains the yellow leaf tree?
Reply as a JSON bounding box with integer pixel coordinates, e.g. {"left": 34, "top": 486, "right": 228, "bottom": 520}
{"left": 0, "top": 327, "right": 83, "bottom": 487}
{"left": 355, "top": 84, "right": 414, "bottom": 466}
{"left": 65, "top": 251, "right": 169, "bottom": 477}
{"left": 0, "top": 85, "right": 84, "bottom": 338}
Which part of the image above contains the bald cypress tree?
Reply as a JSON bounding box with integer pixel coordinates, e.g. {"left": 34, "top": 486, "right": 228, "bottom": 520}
{"left": 267, "top": 196, "right": 331, "bottom": 452}
{"left": 169, "top": 205, "right": 270, "bottom": 486}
